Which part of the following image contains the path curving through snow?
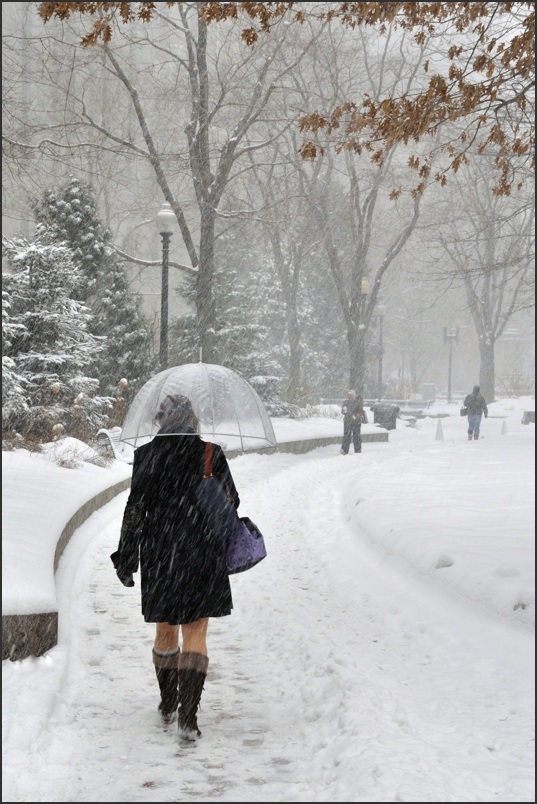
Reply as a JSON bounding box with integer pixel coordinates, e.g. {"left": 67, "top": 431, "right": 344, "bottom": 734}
{"left": 2, "top": 441, "right": 534, "bottom": 802}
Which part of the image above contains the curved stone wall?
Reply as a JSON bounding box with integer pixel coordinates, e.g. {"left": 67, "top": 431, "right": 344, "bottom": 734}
{"left": 2, "top": 477, "right": 131, "bottom": 661}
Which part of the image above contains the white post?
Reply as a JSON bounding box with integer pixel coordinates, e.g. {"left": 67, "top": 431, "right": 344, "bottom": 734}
{"left": 435, "top": 419, "right": 444, "bottom": 441}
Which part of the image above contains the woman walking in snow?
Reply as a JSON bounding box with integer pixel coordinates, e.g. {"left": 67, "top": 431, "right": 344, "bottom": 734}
{"left": 111, "top": 394, "right": 240, "bottom": 740}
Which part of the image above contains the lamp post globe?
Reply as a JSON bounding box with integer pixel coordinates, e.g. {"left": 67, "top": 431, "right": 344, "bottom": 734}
{"left": 156, "top": 202, "right": 176, "bottom": 235}
{"left": 156, "top": 202, "right": 176, "bottom": 370}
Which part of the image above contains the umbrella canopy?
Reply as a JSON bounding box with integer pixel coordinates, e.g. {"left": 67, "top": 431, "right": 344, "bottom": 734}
{"left": 120, "top": 363, "right": 277, "bottom": 453}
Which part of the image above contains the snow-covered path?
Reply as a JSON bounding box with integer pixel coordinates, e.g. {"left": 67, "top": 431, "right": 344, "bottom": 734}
{"left": 3, "top": 437, "right": 534, "bottom": 802}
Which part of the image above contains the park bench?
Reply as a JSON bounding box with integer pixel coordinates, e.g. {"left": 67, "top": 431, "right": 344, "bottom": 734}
{"left": 95, "top": 427, "right": 134, "bottom": 463}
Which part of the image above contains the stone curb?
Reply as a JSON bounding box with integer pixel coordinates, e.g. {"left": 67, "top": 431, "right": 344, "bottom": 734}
{"left": 225, "top": 431, "right": 388, "bottom": 459}
{"left": 2, "top": 477, "right": 131, "bottom": 662}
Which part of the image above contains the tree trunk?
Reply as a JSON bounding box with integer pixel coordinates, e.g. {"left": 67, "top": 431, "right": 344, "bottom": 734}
{"left": 272, "top": 237, "right": 302, "bottom": 402}
{"left": 348, "top": 327, "right": 367, "bottom": 394}
{"left": 197, "top": 204, "right": 218, "bottom": 364}
{"left": 286, "top": 301, "right": 302, "bottom": 402}
{"left": 479, "top": 340, "right": 495, "bottom": 403}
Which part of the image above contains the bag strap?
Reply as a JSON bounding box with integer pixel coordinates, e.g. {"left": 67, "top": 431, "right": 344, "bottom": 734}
{"left": 202, "top": 441, "right": 235, "bottom": 504}
{"left": 203, "top": 441, "right": 213, "bottom": 479}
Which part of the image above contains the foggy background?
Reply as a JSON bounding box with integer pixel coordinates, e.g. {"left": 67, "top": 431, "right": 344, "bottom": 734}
{"left": 2, "top": 2, "right": 534, "bottom": 412}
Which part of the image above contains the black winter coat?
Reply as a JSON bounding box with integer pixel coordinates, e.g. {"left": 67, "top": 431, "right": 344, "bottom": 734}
{"left": 341, "top": 398, "right": 368, "bottom": 425}
{"left": 111, "top": 427, "right": 239, "bottom": 624}
{"left": 464, "top": 391, "right": 488, "bottom": 417}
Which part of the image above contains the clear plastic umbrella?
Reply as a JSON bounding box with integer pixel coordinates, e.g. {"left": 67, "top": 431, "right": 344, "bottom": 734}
{"left": 120, "top": 363, "right": 277, "bottom": 453}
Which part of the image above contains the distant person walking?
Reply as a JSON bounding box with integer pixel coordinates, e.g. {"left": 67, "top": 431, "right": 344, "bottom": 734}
{"left": 464, "top": 385, "right": 488, "bottom": 440}
{"left": 110, "top": 394, "right": 240, "bottom": 741}
{"left": 340, "top": 390, "right": 368, "bottom": 454}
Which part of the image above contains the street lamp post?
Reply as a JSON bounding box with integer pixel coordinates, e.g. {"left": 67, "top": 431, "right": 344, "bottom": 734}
{"left": 359, "top": 277, "right": 371, "bottom": 393}
{"left": 443, "top": 327, "right": 459, "bottom": 403}
{"left": 377, "top": 303, "right": 386, "bottom": 400}
{"left": 156, "top": 202, "right": 176, "bottom": 370}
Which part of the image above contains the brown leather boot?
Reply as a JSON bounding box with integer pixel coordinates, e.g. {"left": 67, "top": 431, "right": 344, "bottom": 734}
{"left": 152, "top": 647, "right": 180, "bottom": 724}
{"left": 177, "top": 652, "right": 209, "bottom": 740}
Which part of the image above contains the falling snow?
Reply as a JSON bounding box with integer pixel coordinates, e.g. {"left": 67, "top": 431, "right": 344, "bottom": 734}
{"left": 2, "top": 397, "right": 535, "bottom": 802}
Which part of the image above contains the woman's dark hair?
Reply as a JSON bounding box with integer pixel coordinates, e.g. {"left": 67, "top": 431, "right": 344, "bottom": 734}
{"left": 155, "top": 394, "right": 198, "bottom": 431}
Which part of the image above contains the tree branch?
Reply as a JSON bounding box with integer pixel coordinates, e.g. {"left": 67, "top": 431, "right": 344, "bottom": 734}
{"left": 114, "top": 246, "right": 196, "bottom": 275}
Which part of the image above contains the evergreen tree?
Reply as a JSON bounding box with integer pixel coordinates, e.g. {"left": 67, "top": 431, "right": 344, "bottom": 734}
{"left": 169, "top": 257, "right": 281, "bottom": 384}
{"left": 2, "top": 290, "right": 29, "bottom": 429}
{"left": 2, "top": 235, "right": 113, "bottom": 442}
{"left": 167, "top": 268, "right": 199, "bottom": 367}
{"left": 217, "top": 262, "right": 281, "bottom": 379}
{"left": 33, "top": 177, "right": 157, "bottom": 406}
{"left": 298, "top": 258, "right": 351, "bottom": 399}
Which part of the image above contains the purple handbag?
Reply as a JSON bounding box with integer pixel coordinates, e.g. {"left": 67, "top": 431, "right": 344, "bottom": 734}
{"left": 198, "top": 443, "right": 266, "bottom": 574}
{"left": 226, "top": 516, "right": 267, "bottom": 574}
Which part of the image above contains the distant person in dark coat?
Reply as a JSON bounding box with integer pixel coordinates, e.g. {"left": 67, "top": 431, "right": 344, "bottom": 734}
{"left": 464, "top": 385, "right": 488, "bottom": 440}
{"left": 111, "top": 394, "right": 240, "bottom": 740}
{"left": 340, "top": 390, "right": 369, "bottom": 454}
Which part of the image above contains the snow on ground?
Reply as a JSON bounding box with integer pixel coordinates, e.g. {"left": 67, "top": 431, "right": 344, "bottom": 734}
{"left": 2, "top": 397, "right": 535, "bottom": 802}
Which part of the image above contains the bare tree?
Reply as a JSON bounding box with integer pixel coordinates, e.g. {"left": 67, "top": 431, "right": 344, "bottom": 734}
{"left": 23, "top": 5, "right": 320, "bottom": 362}
{"left": 38, "top": 2, "right": 535, "bottom": 196}
{"left": 288, "top": 23, "right": 425, "bottom": 393}
{"left": 439, "top": 161, "right": 534, "bottom": 400}
{"left": 9, "top": 2, "right": 534, "bottom": 401}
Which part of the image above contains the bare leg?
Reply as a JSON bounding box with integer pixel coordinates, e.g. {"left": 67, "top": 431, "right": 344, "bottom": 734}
{"left": 180, "top": 618, "right": 209, "bottom": 656}
{"left": 154, "top": 622, "right": 180, "bottom": 652}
